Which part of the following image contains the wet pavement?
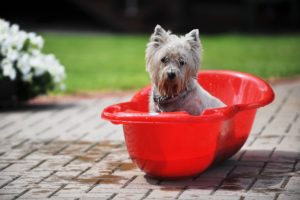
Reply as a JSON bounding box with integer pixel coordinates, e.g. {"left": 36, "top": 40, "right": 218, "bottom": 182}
{"left": 0, "top": 80, "right": 299, "bottom": 200}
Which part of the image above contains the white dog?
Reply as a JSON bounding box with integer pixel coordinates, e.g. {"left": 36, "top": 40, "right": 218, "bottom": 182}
{"left": 146, "top": 25, "right": 225, "bottom": 115}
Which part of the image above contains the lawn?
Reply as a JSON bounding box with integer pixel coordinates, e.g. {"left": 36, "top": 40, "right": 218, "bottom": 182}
{"left": 42, "top": 33, "right": 300, "bottom": 93}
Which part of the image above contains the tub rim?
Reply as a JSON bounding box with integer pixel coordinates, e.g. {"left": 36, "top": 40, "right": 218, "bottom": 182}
{"left": 101, "top": 70, "right": 275, "bottom": 124}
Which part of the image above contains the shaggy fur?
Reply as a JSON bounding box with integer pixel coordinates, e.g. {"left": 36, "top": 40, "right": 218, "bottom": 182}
{"left": 146, "top": 25, "right": 225, "bottom": 115}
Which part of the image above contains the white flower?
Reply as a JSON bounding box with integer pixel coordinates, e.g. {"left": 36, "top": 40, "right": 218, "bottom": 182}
{"left": 30, "top": 49, "right": 40, "bottom": 56}
{"left": 1, "top": 58, "right": 16, "bottom": 80}
{"left": 0, "top": 19, "right": 10, "bottom": 44}
{"left": 29, "top": 53, "right": 66, "bottom": 84}
{"left": 0, "top": 18, "right": 10, "bottom": 35}
{"left": 43, "top": 54, "right": 66, "bottom": 83}
{"left": 10, "top": 24, "right": 19, "bottom": 35}
{"left": 0, "top": 34, "right": 7, "bottom": 44}
{"left": 28, "top": 32, "right": 44, "bottom": 49}
{"left": 12, "top": 30, "right": 27, "bottom": 50}
{"left": 30, "top": 52, "right": 46, "bottom": 76}
{"left": 6, "top": 48, "right": 19, "bottom": 61}
{"left": 1, "top": 30, "right": 27, "bottom": 54}
{"left": 17, "top": 53, "right": 31, "bottom": 75}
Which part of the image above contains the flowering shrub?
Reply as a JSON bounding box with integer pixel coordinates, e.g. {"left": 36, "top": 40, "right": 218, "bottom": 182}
{"left": 0, "top": 18, "right": 66, "bottom": 100}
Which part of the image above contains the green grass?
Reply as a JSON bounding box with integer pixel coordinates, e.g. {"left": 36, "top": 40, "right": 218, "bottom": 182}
{"left": 42, "top": 33, "right": 300, "bottom": 93}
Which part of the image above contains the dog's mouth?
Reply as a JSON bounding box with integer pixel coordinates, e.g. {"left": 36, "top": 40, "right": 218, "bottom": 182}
{"left": 155, "top": 78, "right": 189, "bottom": 105}
{"left": 157, "top": 77, "right": 184, "bottom": 97}
{"left": 153, "top": 86, "right": 191, "bottom": 105}
{"left": 159, "top": 83, "right": 179, "bottom": 97}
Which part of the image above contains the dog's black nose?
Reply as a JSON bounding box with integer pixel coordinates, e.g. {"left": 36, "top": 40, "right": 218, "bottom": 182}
{"left": 167, "top": 72, "right": 176, "bottom": 80}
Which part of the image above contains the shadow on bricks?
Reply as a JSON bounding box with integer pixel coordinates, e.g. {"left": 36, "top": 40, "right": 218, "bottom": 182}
{"left": 140, "top": 149, "right": 299, "bottom": 197}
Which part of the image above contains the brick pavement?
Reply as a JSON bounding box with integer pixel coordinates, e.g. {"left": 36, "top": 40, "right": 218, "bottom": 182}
{"left": 0, "top": 80, "right": 299, "bottom": 200}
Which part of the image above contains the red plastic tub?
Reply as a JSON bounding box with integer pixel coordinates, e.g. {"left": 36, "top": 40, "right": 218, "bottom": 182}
{"left": 102, "top": 70, "right": 275, "bottom": 178}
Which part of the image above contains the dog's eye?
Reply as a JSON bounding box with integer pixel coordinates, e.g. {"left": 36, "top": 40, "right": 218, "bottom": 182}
{"left": 161, "top": 57, "right": 168, "bottom": 64}
{"left": 179, "top": 59, "right": 185, "bottom": 66}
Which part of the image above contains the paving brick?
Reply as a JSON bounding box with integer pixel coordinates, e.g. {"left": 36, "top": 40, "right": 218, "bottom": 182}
{"left": 79, "top": 173, "right": 133, "bottom": 190}
{"left": 243, "top": 196, "right": 275, "bottom": 200}
{"left": 0, "top": 176, "right": 15, "bottom": 187}
{"left": 125, "top": 175, "right": 161, "bottom": 190}
{"left": 55, "top": 183, "right": 91, "bottom": 194}
{"left": 214, "top": 178, "right": 253, "bottom": 195}
{"left": 251, "top": 118, "right": 268, "bottom": 135}
{"left": 188, "top": 178, "right": 222, "bottom": 192}
{"left": 252, "top": 177, "right": 285, "bottom": 189}
{"left": 86, "top": 188, "right": 147, "bottom": 199}
{"left": 160, "top": 178, "right": 193, "bottom": 189}
{"left": 248, "top": 177, "right": 284, "bottom": 198}
{"left": 262, "top": 121, "right": 292, "bottom": 136}
{"left": 216, "top": 164, "right": 264, "bottom": 196}
{"left": 285, "top": 177, "right": 300, "bottom": 194}
{"left": 145, "top": 189, "right": 181, "bottom": 199}
{"left": 88, "top": 188, "right": 148, "bottom": 194}
{"left": 31, "top": 157, "right": 73, "bottom": 172}
{"left": 20, "top": 186, "right": 62, "bottom": 198}
{"left": 113, "top": 192, "right": 145, "bottom": 200}
{"left": 48, "top": 170, "right": 83, "bottom": 182}
{"left": 4, "top": 177, "right": 39, "bottom": 188}
{"left": 228, "top": 165, "right": 261, "bottom": 179}
{"left": 178, "top": 189, "right": 213, "bottom": 199}
{"left": 277, "top": 194, "right": 300, "bottom": 200}
{"left": 0, "top": 187, "right": 22, "bottom": 195}
{"left": 81, "top": 192, "right": 116, "bottom": 198}
{"left": 270, "top": 150, "right": 300, "bottom": 163}
{"left": 179, "top": 192, "right": 241, "bottom": 200}
{"left": 262, "top": 162, "right": 294, "bottom": 177}
{"left": 247, "top": 137, "right": 280, "bottom": 150}
{"left": 235, "top": 160, "right": 265, "bottom": 167}
{"left": 0, "top": 194, "right": 18, "bottom": 200}
{"left": 2, "top": 160, "right": 43, "bottom": 173}
{"left": 197, "top": 165, "right": 234, "bottom": 179}
{"left": 276, "top": 136, "right": 300, "bottom": 152}
{"left": 241, "top": 149, "right": 273, "bottom": 162}
{"left": 288, "top": 122, "right": 300, "bottom": 136}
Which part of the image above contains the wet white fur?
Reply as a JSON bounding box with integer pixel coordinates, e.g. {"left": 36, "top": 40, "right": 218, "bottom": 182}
{"left": 146, "top": 25, "right": 225, "bottom": 115}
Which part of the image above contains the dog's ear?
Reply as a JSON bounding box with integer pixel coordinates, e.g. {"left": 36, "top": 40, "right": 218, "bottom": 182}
{"left": 185, "top": 29, "right": 200, "bottom": 49}
{"left": 149, "top": 25, "right": 169, "bottom": 48}
{"left": 185, "top": 29, "right": 202, "bottom": 70}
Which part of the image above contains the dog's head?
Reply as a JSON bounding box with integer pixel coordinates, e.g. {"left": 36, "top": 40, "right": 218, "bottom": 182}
{"left": 146, "top": 25, "right": 202, "bottom": 97}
